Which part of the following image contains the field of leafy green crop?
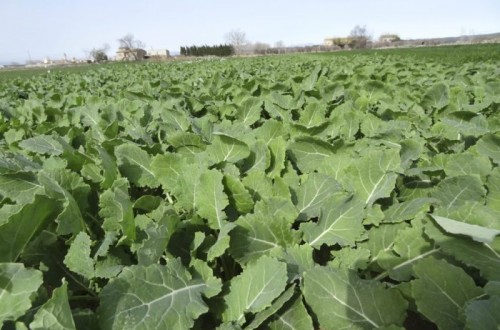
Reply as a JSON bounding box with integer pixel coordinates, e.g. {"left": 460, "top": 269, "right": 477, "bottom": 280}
{"left": 1, "top": 49, "right": 499, "bottom": 330}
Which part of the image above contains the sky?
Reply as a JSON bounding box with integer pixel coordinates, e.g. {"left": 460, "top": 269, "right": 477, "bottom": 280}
{"left": 0, "top": 0, "right": 499, "bottom": 64}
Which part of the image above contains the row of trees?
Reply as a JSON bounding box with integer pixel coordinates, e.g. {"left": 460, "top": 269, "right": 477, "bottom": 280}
{"left": 180, "top": 44, "right": 234, "bottom": 57}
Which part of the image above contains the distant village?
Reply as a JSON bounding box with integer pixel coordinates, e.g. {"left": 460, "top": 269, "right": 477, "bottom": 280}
{"left": 1, "top": 31, "right": 499, "bottom": 70}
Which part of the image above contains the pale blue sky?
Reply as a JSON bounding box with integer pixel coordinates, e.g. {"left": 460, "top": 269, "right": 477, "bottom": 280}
{"left": 0, "top": 0, "right": 499, "bottom": 63}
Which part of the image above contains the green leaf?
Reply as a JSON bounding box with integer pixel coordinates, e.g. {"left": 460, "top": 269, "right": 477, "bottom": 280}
{"left": 195, "top": 169, "right": 229, "bottom": 230}
{"left": 301, "top": 194, "right": 365, "bottom": 248}
{"left": 30, "top": 280, "right": 76, "bottom": 330}
{"left": 376, "top": 224, "right": 439, "bottom": 281}
{"left": 411, "top": 257, "right": 483, "bottom": 330}
{"left": 0, "top": 263, "right": 43, "bottom": 323}
{"left": 294, "top": 173, "right": 343, "bottom": 221}
{"left": 268, "top": 294, "right": 314, "bottom": 330}
{"left": 245, "top": 285, "right": 296, "bottom": 330}
{"left": 425, "top": 221, "right": 500, "bottom": 280}
{"left": 431, "top": 175, "right": 486, "bottom": 212}
{"left": 98, "top": 261, "right": 209, "bottom": 330}
{"left": 474, "top": 133, "right": 500, "bottom": 165}
{"left": 421, "top": 83, "right": 449, "bottom": 110}
{"left": 207, "top": 223, "right": 236, "bottom": 261}
{"left": 487, "top": 169, "right": 500, "bottom": 211}
{"left": 288, "top": 137, "right": 337, "bottom": 173}
{"left": 382, "top": 198, "right": 436, "bottom": 223}
{"left": 19, "top": 135, "right": 64, "bottom": 155}
{"left": 235, "top": 97, "right": 262, "bottom": 126}
{"left": 229, "top": 209, "right": 297, "bottom": 264}
{"left": 38, "top": 170, "right": 88, "bottom": 236}
{"left": 99, "top": 178, "right": 136, "bottom": 242}
{"left": 0, "top": 195, "right": 60, "bottom": 262}
{"left": 330, "top": 247, "right": 371, "bottom": 271}
{"left": 64, "top": 232, "right": 94, "bottom": 279}
{"left": 223, "top": 174, "right": 254, "bottom": 214}
{"left": 430, "top": 214, "right": 500, "bottom": 243}
{"left": 276, "top": 244, "right": 315, "bottom": 281}
{"left": 465, "top": 296, "right": 500, "bottom": 330}
{"left": 222, "top": 256, "right": 287, "bottom": 325}
{"left": 137, "top": 207, "right": 180, "bottom": 265}
{"left": 267, "top": 137, "right": 287, "bottom": 178}
{"left": 115, "top": 144, "right": 158, "bottom": 188}
{"left": 0, "top": 172, "right": 44, "bottom": 204}
{"left": 343, "top": 149, "right": 401, "bottom": 206}
{"left": 303, "top": 266, "right": 407, "bottom": 329}
{"left": 207, "top": 134, "right": 250, "bottom": 165}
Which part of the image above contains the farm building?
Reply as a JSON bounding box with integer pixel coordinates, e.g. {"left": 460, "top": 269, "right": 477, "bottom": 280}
{"left": 147, "top": 49, "right": 170, "bottom": 58}
{"left": 379, "top": 34, "right": 401, "bottom": 43}
{"left": 115, "top": 48, "right": 146, "bottom": 61}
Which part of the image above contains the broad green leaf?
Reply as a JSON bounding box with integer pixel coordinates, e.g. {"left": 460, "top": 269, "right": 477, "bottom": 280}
{"left": 465, "top": 296, "right": 500, "bottom": 330}
{"left": 382, "top": 198, "right": 436, "bottom": 223}
{"left": 0, "top": 263, "right": 43, "bottom": 323}
{"left": 195, "top": 169, "right": 228, "bottom": 230}
{"left": 98, "top": 261, "right": 209, "bottom": 330}
{"left": 431, "top": 214, "right": 500, "bottom": 243}
{"left": 301, "top": 194, "right": 365, "bottom": 248}
{"left": 207, "top": 223, "right": 236, "bottom": 261}
{"left": 376, "top": 224, "right": 438, "bottom": 281}
{"left": 298, "top": 101, "right": 325, "bottom": 128}
{"left": 343, "top": 149, "right": 401, "bottom": 206}
{"left": 151, "top": 153, "right": 190, "bottom": 193}
{"left": 431, "top": 175, "right": 486, "bottom": 212}
{"left": 229, "top": 210, "right": 297, "bottom": 264}
{"left": 235, "top": 97, "right": 262, "bottom": 126}
{"left": 64, "top": 232, "right": 94, "bottom": 279}
{"left": 97, "top": 146, "right": 119, "bottom": 190}
{"left": 425, "top": 221, "right": 500, "bottom": 280}
{"left": 487, "top": 169, "right": 500, "bottom": 211}
{"left": 268, "top": 294, "right": 314, "bottom": 330}
{"left": 30, "top": 280, "right": 76, "bottom": 330}
{"left": 245, "top": 285, "right": 296, "bottom": 330}
{"left": 276, "top": 244, "right": 315, "bottom": 281}
{"left": 223, "top": 256, "right": 287, "bottom": 324}
{"left": 207, "top": 134, "right": 250, "bottom": 165}
{"left": 303, "top": 266, "right": 407, "bottom": 329}
{"left": 223, "top": 174, "right": 254, "bottom": 214}
{"left": 411, "top": 257, "right": 483, "bottom": 330}
{"left": 330, "top": 247, "right": 371, "bottom": 271}
{"left": 115, "top": 144, "right": 158, "bottom": 188}
{"left": 294, "top": 173, "right": 343, "bottom": 221}
{"left": 444, "top": 153, "right": 492, "bottom": 180}
{"left": 267, "top": 136, "right": 287, "bottom": 178}
{"left": 421, "top": 83, "right": 449, "bottom": 110}
{"left": 358, "top": 223, "right": 408, "bottom": 266}
{"left": 137, "top": 208, "right": 180, "bottom": 265}
{"left": 243, "top": 139, "right": 270, "bottom": 173}
{"left": 0, "top": 195, "right": 60, "bottom": 262}
{"left": 287, "top": 136, "right": 337, "bottom": 173}
{"left": 301, "top": 64, "right": 322, "bottom": 92}
{"left": 0, "top": 172, "right": 44, "bottom": 204}
{"left": 38, "top": 170, "right": 87, "bottom": 236}
{"left": 19, "top": 135, "right": 64, "bottom": 155}
{"left": 474, "top": 133, "right": 500, "bottom": 164}
{"left": 99, "top": 178, "right": 136, "bottom": 242}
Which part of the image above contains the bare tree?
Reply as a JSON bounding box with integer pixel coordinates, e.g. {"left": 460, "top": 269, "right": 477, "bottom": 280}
{"left": 117, "top": 34, "right": 146, "bottom": 60}
{"left": 225, "top": 29, "right": 247, "bottom": 54}
{"left": 275, "top": 40, "right": 285, "bottom": 54}
{"left": 89, "top": 43, "right": 110, "bottom": 62}
{"left": 253, "top": 42, "right": 271, "bottom": 55}
{"left": 349, "top": 25, "right": 371, "bottom": 49}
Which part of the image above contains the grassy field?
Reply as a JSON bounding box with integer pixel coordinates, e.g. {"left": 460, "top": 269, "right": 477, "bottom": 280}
{"left": 1, "top": 43, "right": 499, "bottom": 83}
{"left": 0, "top": 42, "right": 499, "bottom": 330}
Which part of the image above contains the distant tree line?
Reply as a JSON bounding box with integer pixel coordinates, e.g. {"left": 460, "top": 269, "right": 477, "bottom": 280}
{"left": 180, "top": 44, "right": 234, "bottom": 57}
